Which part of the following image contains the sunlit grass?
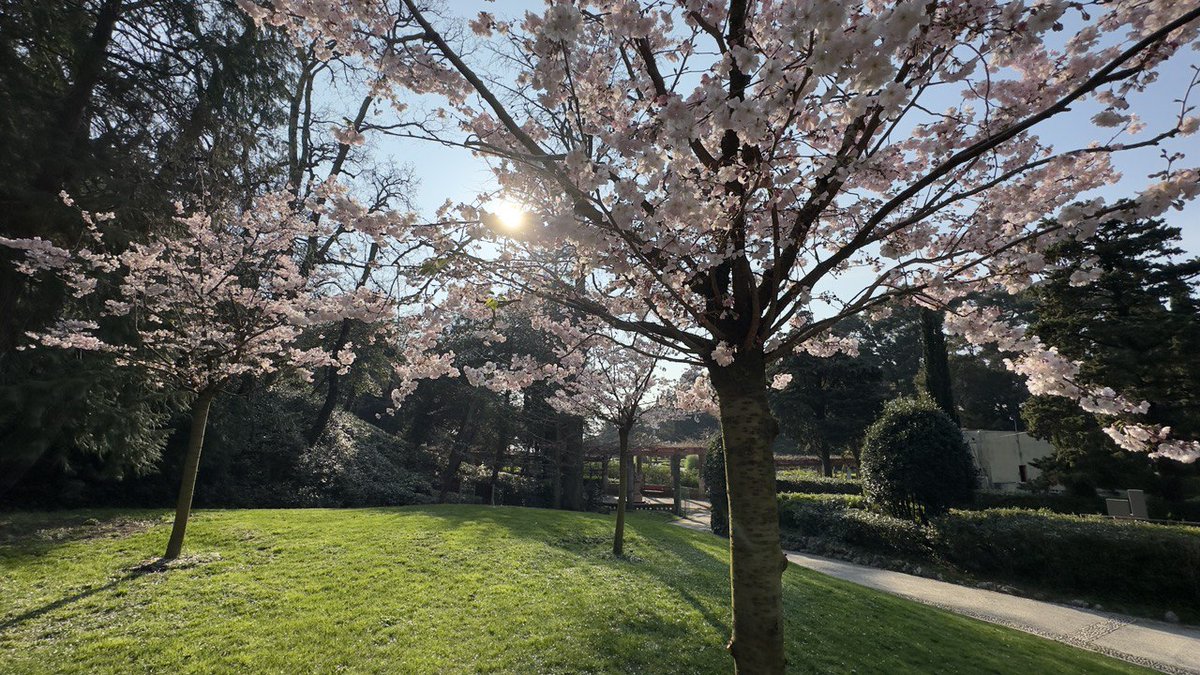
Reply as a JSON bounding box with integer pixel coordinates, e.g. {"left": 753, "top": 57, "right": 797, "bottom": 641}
{"left": 0, "top": 506, "right": 1144, "bottom": 674}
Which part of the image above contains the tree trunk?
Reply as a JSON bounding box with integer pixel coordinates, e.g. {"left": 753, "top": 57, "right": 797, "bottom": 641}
{"left": 439, "top": 413, "right": 480, "bottom": 503}
{"left": 818, "top": 445, "right": 833, "bottom": 477}
{"left": 671, "top": 452, "right": 683, "bottom": 515}
{"left": 613, "top": 425, "right": 630, "bottom": 556}
{"left": 709, "top": 352, "right": 787, "bottom": 674}
{"left": 486, "top": 414, "right": 511, "bottom": 505}
{"left": 558, "top": 414, "right": 585, "bottom": 510}
{"left": 551, "top": 436, "right": 563, "bottom": 509}
{"left": 34, "top": 0, "right": 123, "bottom": 192}
{"left": 164, "top": 388, "right": 216, "bottom": 559}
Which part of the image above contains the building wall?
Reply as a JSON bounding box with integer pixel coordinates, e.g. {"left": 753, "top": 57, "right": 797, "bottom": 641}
{"left": 963, "top": 430, "right": 1055, "bottom": 491}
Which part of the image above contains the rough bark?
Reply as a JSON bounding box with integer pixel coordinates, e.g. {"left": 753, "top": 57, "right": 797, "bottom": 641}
{"left": 709, "top": 352, "right": 787, "bottom": 674}
{"left": 164, "top": 388, "right": 216, "bottom": 559}
{"left": 613, "top": 424, "right": 631, "bottom": 556}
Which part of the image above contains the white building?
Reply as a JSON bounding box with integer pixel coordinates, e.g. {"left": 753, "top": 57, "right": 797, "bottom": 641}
{"left": 963, "top": 430, "right": 1055, "bottom": 491}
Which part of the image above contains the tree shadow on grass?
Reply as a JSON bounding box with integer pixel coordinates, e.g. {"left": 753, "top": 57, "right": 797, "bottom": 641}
{"left": 362, "top": 505, "right": 733, "bottom": 636}
{"left": 0, "top": 555, "right": 210, "bottom": 633}
{"left": 0, "top": 509, "right": 167, "bottom": 561}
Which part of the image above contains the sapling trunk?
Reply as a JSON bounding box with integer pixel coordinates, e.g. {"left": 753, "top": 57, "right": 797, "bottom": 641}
{"left": 613, "top": 425, "right": 630, "bottom": 556}
{"left": 164, "top": 388, "right": 216, "bottom": 559}
{"left": 710, "top": 353, "right": 787, "bottom": 675}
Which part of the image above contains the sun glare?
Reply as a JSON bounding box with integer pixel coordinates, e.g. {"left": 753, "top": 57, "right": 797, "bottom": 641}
{"left": 491, "top": 198, "right": 527, "bottom": 231}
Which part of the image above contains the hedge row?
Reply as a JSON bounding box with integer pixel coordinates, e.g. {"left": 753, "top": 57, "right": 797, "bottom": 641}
{"left": 936, "top": 509, "right": 1200, "bottom": 604}
{"left": 778, "top": 492, "right": 866, "bottom": 510}
{"left": 964, "top": 492, "right": 1104, "bottom": 515}
{"left": 775, "top": 475, "right": 863, "bottom": 495}
{"left": 777, "top": 499, "right": 1200, "bottom": 606}
{"left": 964, "top": 491, "right": 1200, "bottom": 523}
{"left": 779, "top": 497, "right": 929, "bottom": 558}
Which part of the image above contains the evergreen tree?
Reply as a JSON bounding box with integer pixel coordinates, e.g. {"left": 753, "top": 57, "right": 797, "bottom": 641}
{"left": 0, "top": 0, "right": 297, "bottom": 501}
{"left": 770, "top": 352, "right": 889, "bottom": 474}
{"left": 919, "top": 309, "right": 959, "bottom": 425}
{"left": 1024, "top": 216, "right": 1200, "bottom": 495}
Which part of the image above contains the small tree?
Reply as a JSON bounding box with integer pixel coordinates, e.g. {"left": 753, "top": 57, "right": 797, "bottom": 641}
{"left": 550, "top": 335, "right": 663, "bottom": 556}
{"left": 860, "top": 398, "right": 977, "bottom": 522}
{"left": 1, "top": 192, "right": 390, "bottom": 558}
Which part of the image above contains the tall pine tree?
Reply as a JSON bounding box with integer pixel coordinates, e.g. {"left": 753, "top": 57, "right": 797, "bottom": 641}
{"left": 1024, "top": 216, "right": 1200, "bottom": 496}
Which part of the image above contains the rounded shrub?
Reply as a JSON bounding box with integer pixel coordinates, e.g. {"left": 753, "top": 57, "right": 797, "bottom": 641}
{"left": 860, "top": 397, "right": 976, "bottom": 522}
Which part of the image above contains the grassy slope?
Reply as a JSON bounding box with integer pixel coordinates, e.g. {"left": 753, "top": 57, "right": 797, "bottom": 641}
{"left": 0, "top": 506, "right": 1144, "bottom": 674}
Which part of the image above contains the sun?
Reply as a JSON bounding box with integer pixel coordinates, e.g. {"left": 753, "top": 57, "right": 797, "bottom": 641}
{"left": 491, "top": 198, "right": 527, "bottom": 231}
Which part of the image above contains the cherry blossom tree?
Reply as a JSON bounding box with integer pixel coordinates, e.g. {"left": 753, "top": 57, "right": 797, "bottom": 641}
{"left": 550, "top": 335, "right": 665, "bottom": 556}
{"left": 244, "top": 1, "right": 1200, "bottom": 670}
{"left": 0, "top": 191, "right": 392, "bottom": 559}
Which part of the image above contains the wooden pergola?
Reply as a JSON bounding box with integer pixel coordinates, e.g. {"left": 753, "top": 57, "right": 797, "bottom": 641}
{"left": 585, "top": 443, "right": 709, "bottom": 512}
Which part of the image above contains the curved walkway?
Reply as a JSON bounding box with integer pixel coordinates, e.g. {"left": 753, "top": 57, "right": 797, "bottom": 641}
{"left": 672, "top": 512, "right": 1200, "bottom": 674}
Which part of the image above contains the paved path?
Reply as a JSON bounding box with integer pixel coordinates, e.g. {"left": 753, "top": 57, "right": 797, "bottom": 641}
{"left": 672, "top": 513, "right": 1200, "bottom": 674}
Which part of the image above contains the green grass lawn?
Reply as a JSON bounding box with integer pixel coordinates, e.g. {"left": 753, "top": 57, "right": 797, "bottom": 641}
{"left": 0, "top": 505, "right": 1145, "bottom": 674}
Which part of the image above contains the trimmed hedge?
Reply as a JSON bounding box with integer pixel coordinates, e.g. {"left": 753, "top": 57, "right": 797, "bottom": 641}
{"left": 934, "top": 509, "right": 1200, "bottom": 605}
{"left": 967, "top": 491, "right": 1200, "bottom": 523}
{"left": 776, "top": 475, "right": 863, "bottom": 495}
{"left": 778, "top": 499, "right": 1200, "bottom": 608}
{"left": 966, "top": 492, "right": 1103, "bottom": 515}
{"left": 779, "top": 492, "right": 866, "bottom": 510}
{"left": 778, "top": 497, "right": 930, "bottom": 558}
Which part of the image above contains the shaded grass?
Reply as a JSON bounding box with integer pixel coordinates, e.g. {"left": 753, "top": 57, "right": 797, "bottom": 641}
{"left": 0, "top": 505, "right": 1145, "bottom": 674}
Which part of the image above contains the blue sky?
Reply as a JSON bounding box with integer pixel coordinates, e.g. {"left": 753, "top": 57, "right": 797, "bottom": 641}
{"left": 370, "top": 1, "right": 1199, "bottom": 258}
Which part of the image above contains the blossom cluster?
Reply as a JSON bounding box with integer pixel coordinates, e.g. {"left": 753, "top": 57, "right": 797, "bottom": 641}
{"left": 2, "top": 191, "right": 393, "bottom": 395}
{"left": 946, "top": 304, "right": 1198, "bottom": 462}
{"left": 240, "top": 0, "right": 1200, "bottom": 457}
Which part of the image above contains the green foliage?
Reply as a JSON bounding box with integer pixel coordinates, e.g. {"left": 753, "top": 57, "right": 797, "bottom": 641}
{"left": 775, "top": 474, "right": 863, "bottom": 495}
{"left": 0, "top": 0, "right": 297, "bottom": 495}
{"left": 703, "top": 434, "right": 728, "bottom": 537}
{"left": 778, "top": 492, "right": 866, "bottom": 509}
{"left": 770, "top": 351, "right": 888, "bottom": 473}
{"left": 779, "top": 497, "right": 1200, "bottom": 619}
{"left": 640, "top": 461, "right": 699, "bottom": 488}
{"left": 918, "top": 309, "right": 958, "bottom": 424}
{"left": 1024, "top": 216, "right": 1200, "bottom": 492}
{"left": 934, "top": 509, "right": 1200, "bottom": 610}
{"left": 0, "top": 354, "right": 184, "bottom": 506}
{"left": 965, "top": 491, "right": 1103, "bottom": 515}
{"left": 778, "top": 498, "right": 932, "bottom": 558}
{"left": 294, "top": 412, "right": 437, "bottom": 507}
{"left": 0, "top": 507, "right": 1146, "bottom": 674}
{"left": 965, "top": 490, "right": 1200, "bottom": 522}
{"left": 860, "top": 398, "right": 977, "bottom": 521}
{"left": 199, "top": 389, "right": 438, "bottom": 509}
